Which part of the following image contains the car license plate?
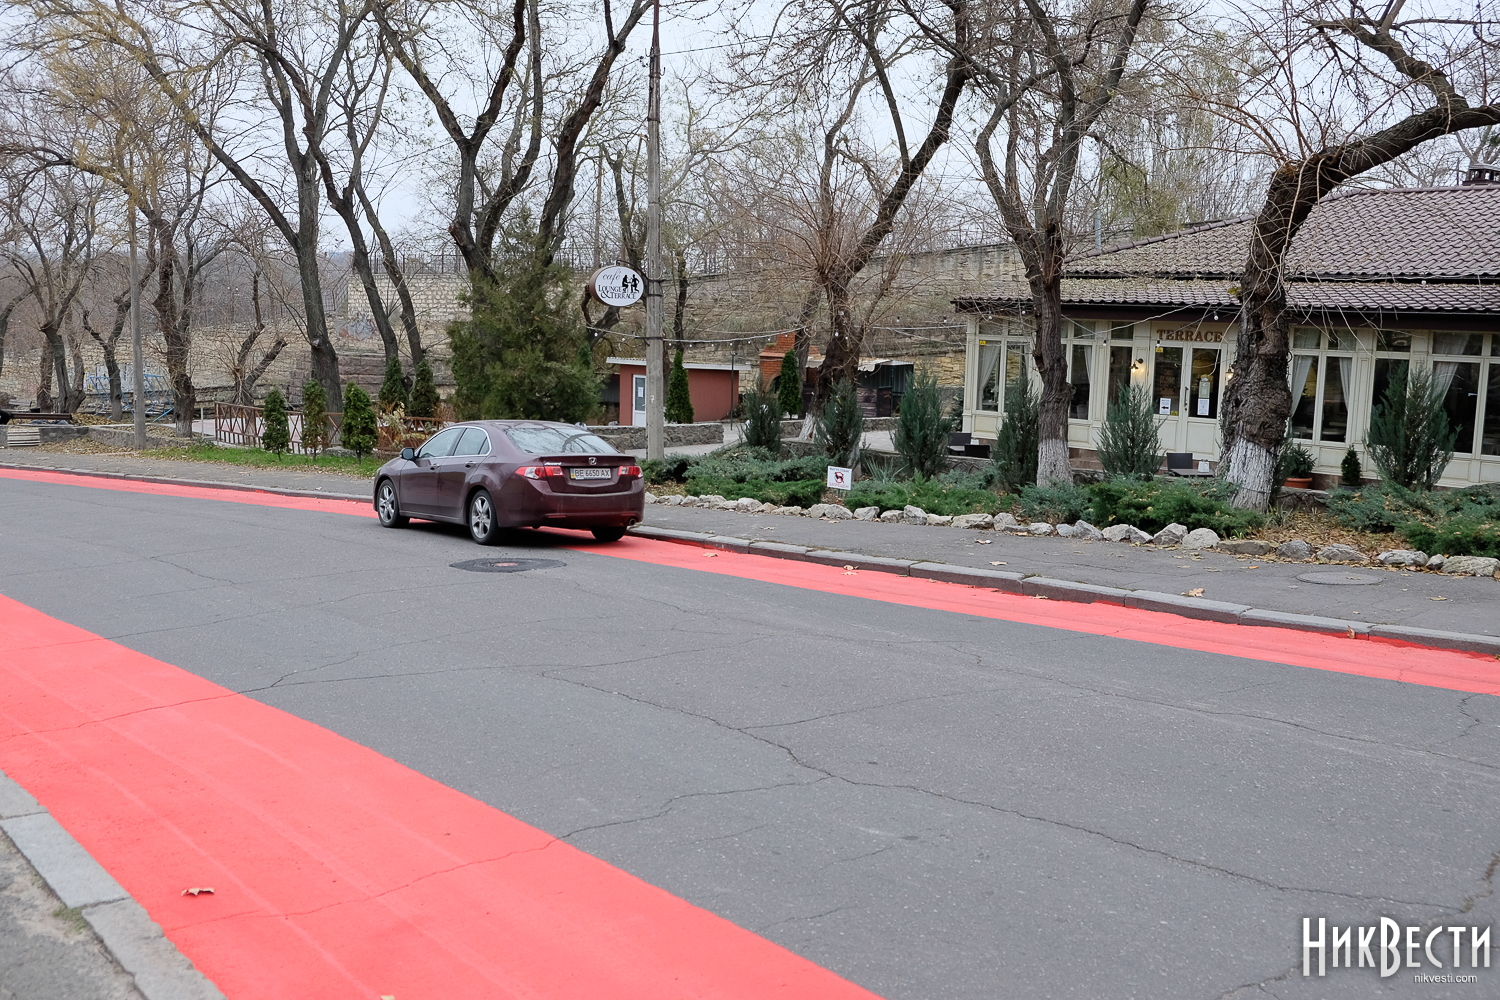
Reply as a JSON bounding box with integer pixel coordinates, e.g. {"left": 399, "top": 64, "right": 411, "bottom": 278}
{"left": 569, "top": 467, "right": 612, "bottom": 480}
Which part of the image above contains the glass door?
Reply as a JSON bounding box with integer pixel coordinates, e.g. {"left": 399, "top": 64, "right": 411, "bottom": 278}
{"left": 632, "top": 374, "right": 647, "bottom": 427}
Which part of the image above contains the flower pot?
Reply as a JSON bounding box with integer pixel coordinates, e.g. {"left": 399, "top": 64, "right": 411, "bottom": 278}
{"left": 1283, "top": 477, "right": 1312, "bottom": 490}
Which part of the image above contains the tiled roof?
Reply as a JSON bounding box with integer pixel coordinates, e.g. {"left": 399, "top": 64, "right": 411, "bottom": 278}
{"left": 959, "top": 185, "right": 1500, "bottom": 315}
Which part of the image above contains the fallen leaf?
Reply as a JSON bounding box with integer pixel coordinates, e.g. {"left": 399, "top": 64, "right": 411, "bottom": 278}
{"left": 1346, "top": 626, "right": 1357, "bottom": 639}
{"left": 1430, "top": 596, "right": 1448, "bottom": 601}
{"left": 1182, "top": 588, "right": 1205, "bottom": 598}
{"left": 989, "top": 561, "right": 1007, "bottom": 566}
{"left": 702, "top": 551, "right": 718, "bottom": 558}
{"left": 843, "top": 564, "right": 856, "bottom": 570}
{"left": 975, "top": 539, "right": 993, "bottom": 544}
{"left": 1248, "top": 565, "right": 1259, "bottom": 569}
{"left": 181, "top": 887, "right": 214, "bottom": 896}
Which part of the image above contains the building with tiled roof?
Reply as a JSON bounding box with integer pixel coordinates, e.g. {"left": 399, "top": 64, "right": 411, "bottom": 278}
{"left": 953, "top": 180, "right": 1500, "bottom": 488}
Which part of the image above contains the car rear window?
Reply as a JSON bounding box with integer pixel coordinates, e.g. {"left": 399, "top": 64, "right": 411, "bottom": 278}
{"left": 505, "top": 425, "right": 620, "bottom": 456}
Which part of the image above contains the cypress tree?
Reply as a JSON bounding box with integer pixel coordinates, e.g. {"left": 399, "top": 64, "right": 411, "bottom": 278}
{"left": 378, "top": 354, "right": 408, "bottom": 411}
{"left": 341, "top": 382, "right": 379, "bottom": 460}
{"left": 665, "top": 348, "right": 694, "bottom": 423}
{"left": 814, "top": 379, "right": 864, "bottom": 465}
{"left": 741, "top": 382, "right": 782, "bottom": 453}
{"left": 262, "top": 388, "right": 291, "bottom": 457}
{"left": 1365, "top": 363, "right": 1457, "bottom": 489}
{"left": 1340, "top": 447, "right": 1363, "bottom": 488}
{"left": 894, "top": 365, "right": 953, "bottom": 480}
{"left": 777, "top": 349, "right": 801, "bottom": 417}
{"left": 408, "top": 357, "right": 440, "bottom": 418}
{"left": 300, "top": 380, "right": 330, "bottom": 457}
{"left": 1095, "top": 383, "right": 1162, "bottom": 479}
{"left": 991, "top": 373, "right": 1039, "bottom": 492}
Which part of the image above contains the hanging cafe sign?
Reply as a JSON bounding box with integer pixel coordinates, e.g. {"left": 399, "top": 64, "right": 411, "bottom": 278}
{"left": 588, "top": 266, "right": 645, "bottom": 307}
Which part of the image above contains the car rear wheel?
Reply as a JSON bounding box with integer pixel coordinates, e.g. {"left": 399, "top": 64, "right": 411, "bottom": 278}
{"left": 590, "top": 526, "right": 626, "bottom": 542}
{"left": 468, "top": 488, "right": 502, "bottom": 545}
{"left": 376, "top": 479, "right": 408, "bottom": 528}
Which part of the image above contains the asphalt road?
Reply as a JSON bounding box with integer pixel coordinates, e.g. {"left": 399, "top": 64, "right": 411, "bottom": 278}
{"left": 2, "top": 474, "right": 1498, "bottom": 999}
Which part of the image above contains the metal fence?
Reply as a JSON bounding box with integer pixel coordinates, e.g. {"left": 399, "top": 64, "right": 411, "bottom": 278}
{"left": 214, "top": 402, "right": 446, "bottom": 454}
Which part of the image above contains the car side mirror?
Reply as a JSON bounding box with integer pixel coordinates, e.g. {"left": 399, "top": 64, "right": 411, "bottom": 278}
{"left": 401, "top": 447, "right": 416, "bottom": 461}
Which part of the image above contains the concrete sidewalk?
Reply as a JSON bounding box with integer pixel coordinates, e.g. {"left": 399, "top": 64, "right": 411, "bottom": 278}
{"left": 4, "top": 446, "right": 1495, "bottom": 643}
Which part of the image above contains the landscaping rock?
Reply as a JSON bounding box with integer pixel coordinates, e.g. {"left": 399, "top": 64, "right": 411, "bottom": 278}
{"left": 644, "top": 491, "right": 658, "bottom": 503}
{"left": 1441, "top": 555, "right": 1500, "bottom": 577}
{"left": 735, "top": 497, "right": 761, "bottom": 511}
{"left": 1276, "top": 539, "right": 1313, "bottom": 559}
{"left": 953, "top": 513, "right": 994, "bottom": 530}
{"left": 807, "top": 503, "right": 854, "bottom": 520}
{"left": 1316, "top": 543, "right": 1367, "bottom": 563}
{"left": 1055, "top": 523, "right": 1078, "bottom": 538}
{"left": 1182, "top": 528, "right": 1220, "bottom": 550}
{"left": 1219, "top": 539, "right": 1272, "bottom": 556}
{"left": 1426, "top": 554, "right": 1446, "bottom": 570}
{"left": 1103, "top": 523, "right": 1151, "bottom": 543}
{"left": 926, "top": 514, "right": 955, "bottom": 527}
{"left": 994, "top": 512, "right": 1019, "bottom": 528}
{"left": 1376, "top": 549, "right": 1428, "bottom": 567}
{"left": 999, "top": 521, "right": 1033, "bottom": 534}
{"left": 879, "top": 509, "right": 905, "bottom": 523}
{"left": 1073, "top": 520, "right": 1104, "bottom": 541}
{"left": 665, "top": 495, "right": 685, "bottom": 506}
{"left": 854, "top": 506, "right": 879, "bottom": 521}
{"left": 699, "top": 494, "right": 726, "bottom": 505}
{"left": 1027, "top": 522, "right": 1055, "bottom": 536}
{"left": 1149, "top": 523, "right": 1187, "bottom": 546}
{"left": 781, "top": 506, "right": 804, "bottom": 516}
{"left": 902, "top": 505, "right": 928, "bottom": 523}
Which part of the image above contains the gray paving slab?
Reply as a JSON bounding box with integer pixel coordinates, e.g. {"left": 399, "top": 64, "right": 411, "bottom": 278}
{"left": 83, "top": 901, "right": 225, "bottom": 1000}
{"left": 0, "top": 773, "right": 42, "bottom": 819}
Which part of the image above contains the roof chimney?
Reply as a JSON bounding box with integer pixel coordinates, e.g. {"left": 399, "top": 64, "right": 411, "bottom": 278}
{"left": 1461, "top": 163, "right": 1500, "bottom": 185}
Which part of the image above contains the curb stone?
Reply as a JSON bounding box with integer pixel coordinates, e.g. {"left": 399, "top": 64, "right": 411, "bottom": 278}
{"left": 627, "top": 526, "right": 1500, "bottom": 656}
{"left": 0, "top": 771, "right": 224, "bottom": 1000}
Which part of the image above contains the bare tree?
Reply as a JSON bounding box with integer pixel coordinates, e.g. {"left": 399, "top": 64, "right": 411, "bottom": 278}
{"left": 1213, "top": 1, "right": 1500, "bottom": 508}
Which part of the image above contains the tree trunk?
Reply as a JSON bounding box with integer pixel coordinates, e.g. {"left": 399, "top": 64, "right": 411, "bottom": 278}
{"left": 0, "top": 291, "right": 29, "bottom": 383}
{"left": 671, "top": 249, "right": 688, "bottom": 349}
{"left": 1029, "top": 260, "right": 1073, "bottom": 485}
{"left": 295, "top": 168, "right": 342, "bottom": 418}
{"left": 816, "top": 280, "right": 861, "bottom": 396}
{"left": 84, "top": 305, "right": 127, "bottom": 421}
{"left": 36, "top": 337, "right": 54, "bottom": 411}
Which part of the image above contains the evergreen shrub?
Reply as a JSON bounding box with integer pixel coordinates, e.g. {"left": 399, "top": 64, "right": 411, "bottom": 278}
{"left": 777, "top": 350, "right": 802, "bottom": 417}
{"left": 740, "top": 384, "right": 782, "bottom": 453}
{"left": 379, "top": 354, "right": 408, "bottom": 410}
{"left": 666, "top": 349, "right": 694, "bottom": 423}
{"left": 300, "top": 380, "right": 329, "bottom": 456}
{"left": 261, "top": 388, "right": 291, "bottom": 457}
{"left": 991, "top": 373, "right": 1039, "bottom": 492}
{"left": 1095, "top": 384, "right": 1162, "bottom": 478}
{"left": 1018, "top": 481, "right": 1091, "bottom": 523}
{"left": 341, "top": 382, "right": 378, "bottom": 459}
{"left": 815, "top": 380, "right": 864, "bottom": 465}
{"left": 844, "top": 473, "right": 1005, "bottom": 517}
{"left": 1087, "top": 478, "right": 1263, "bottom": 536}
{"left": 1340, "top": 447, "right": 1363, "bottom": 488}
{"left": 894, "top": 365, "right": 953, "bottom": 480}
{"left": 1365, "top": 362, "right": 1457, "bottom": 489}
{"left": 407, "top": 358, "right": 440, "bottom": 418}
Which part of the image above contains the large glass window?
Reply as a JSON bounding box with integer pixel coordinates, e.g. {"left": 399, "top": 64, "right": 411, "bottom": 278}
{"left": 506, "top": 425, "right": 620, "bottom": 455}
{"left": 977, "top": 340, "right": 1002, "bottom": 411}
{"left": 1484, "top": 363, "right": 1500, "bottom": 456}
{"left": 1108, "top": 346, "right": 1133, "bottom": 405}
{"left": 453, "top": 427, "right": 491, "bottom": 456}
{"left": 1189, "top": 348, "right": 1220, "bottom": 419}
{"left": 1068, "top": 344, "right": 1093, "bottom": 419}
{"left": 1433, "top": 333, "right": 1483, "bottom": 454}
{"left": 1153, "top": 346, "right": 1182, "bottom": 416}
{"left": 1290, "top": 327, "right": 1354, "bottom": 442}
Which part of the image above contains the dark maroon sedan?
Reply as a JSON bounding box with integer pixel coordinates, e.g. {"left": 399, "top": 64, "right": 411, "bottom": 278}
{"left": 372, "top": 421, "right": 645, "bottom": 544}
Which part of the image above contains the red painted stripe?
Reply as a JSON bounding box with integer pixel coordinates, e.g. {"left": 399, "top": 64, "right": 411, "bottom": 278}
{"left": 6, "top": 466, "right": 1496, "bottom": 694}
{"left": 0, "top": 466, "right": 375, "bottom": 517}
{"left": 0, "top": 595, "right": 882, "bottom": 1000}
{"left": 569, "top": 537, "right": 1500, "bottom": 696}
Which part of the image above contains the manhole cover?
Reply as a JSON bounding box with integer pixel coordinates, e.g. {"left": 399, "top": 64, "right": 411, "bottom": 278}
{"left": 450, "top": 557, "right": 565, "bottom": 573}
{"left": 1296, "top": 571, "right": 1383, "bottom": 586}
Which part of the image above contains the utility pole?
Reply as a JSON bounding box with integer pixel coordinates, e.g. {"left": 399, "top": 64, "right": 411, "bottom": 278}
{"left": 643, "top": 0, "right": 665, "bottom": 461}
{"left": 129, "top": 174, "right": 146, "bottom": 451}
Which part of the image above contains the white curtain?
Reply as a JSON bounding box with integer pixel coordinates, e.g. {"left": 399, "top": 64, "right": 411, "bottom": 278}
{"left": 1432, "top": 361, "right": 1458, "bottom": 401}
{"left": 978, "top": 343, "right": 1001, "bottom": 410}
{"left": 1071, "top": 344, "right": 1093, "bottom": 418}
{"left": 1433, "top": 332, "right": 1472, "bottom": 355}
{"left": 1337, "top": 356, "right": 1353, "bottom": 403}
{"left": 1291, "top": 355, "right": 1315, "bottom": 400}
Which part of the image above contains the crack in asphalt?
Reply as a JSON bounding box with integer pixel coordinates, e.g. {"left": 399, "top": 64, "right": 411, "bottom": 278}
{"left": 755, "top": 905, "right": 853, "bottom": 935}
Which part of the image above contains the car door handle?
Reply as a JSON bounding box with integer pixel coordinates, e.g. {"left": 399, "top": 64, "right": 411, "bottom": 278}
{"left": 465, "top": 461, "right": 477, "bottom": 468}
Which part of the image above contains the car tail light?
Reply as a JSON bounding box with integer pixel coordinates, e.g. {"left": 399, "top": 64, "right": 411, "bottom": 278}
{"left": 517, "top": 465, "right": 564, "bottom": 479}
{"left": 618, "top": 465, "right": 642, "bottom": 478}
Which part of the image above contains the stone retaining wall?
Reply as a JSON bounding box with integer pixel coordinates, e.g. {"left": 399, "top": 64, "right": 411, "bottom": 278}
{"left": 589, "top": 423, "right": 726, "bottom": 450}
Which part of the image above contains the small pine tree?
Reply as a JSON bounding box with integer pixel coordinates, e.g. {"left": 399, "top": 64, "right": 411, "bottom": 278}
{"left": 740, "top": 382, "right": 782, "bottom": 453}
{"left": 894, "top": 364, "right": 953, "bottom": 480}
{"left": 261, "top": 388, "right": 291, "bottom": 457}
{"left": 665, "top": 349, "right": 694, "bottom": 423}
{"left": 1340, "top": 447, "right": 1363, "bottom": 488}
{"left": 777, "top": 350, "right": 801, "bottom": 417}
{"left": 378, "top": 354, "right": 408, "bottom": 411}
{"left": 1096, "top": 384, "right": 1162, "bottom": 479}
{"left": 814, "top": 379, "right": 864, "bottom": 465}
{"left": 341, "top": 382, "right": 379, "bottom": 460}
{"left": 407, "top": 357, "right": 440, "bottom": 418}
{"left": 991, "top": 373, "right": 1039, "bottom": 492}
{"left": 1365, "top": 362, "right": 1457, "bottom": 490}
{"left": 300, "top": 380, "right": 330, "bottom": 457}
